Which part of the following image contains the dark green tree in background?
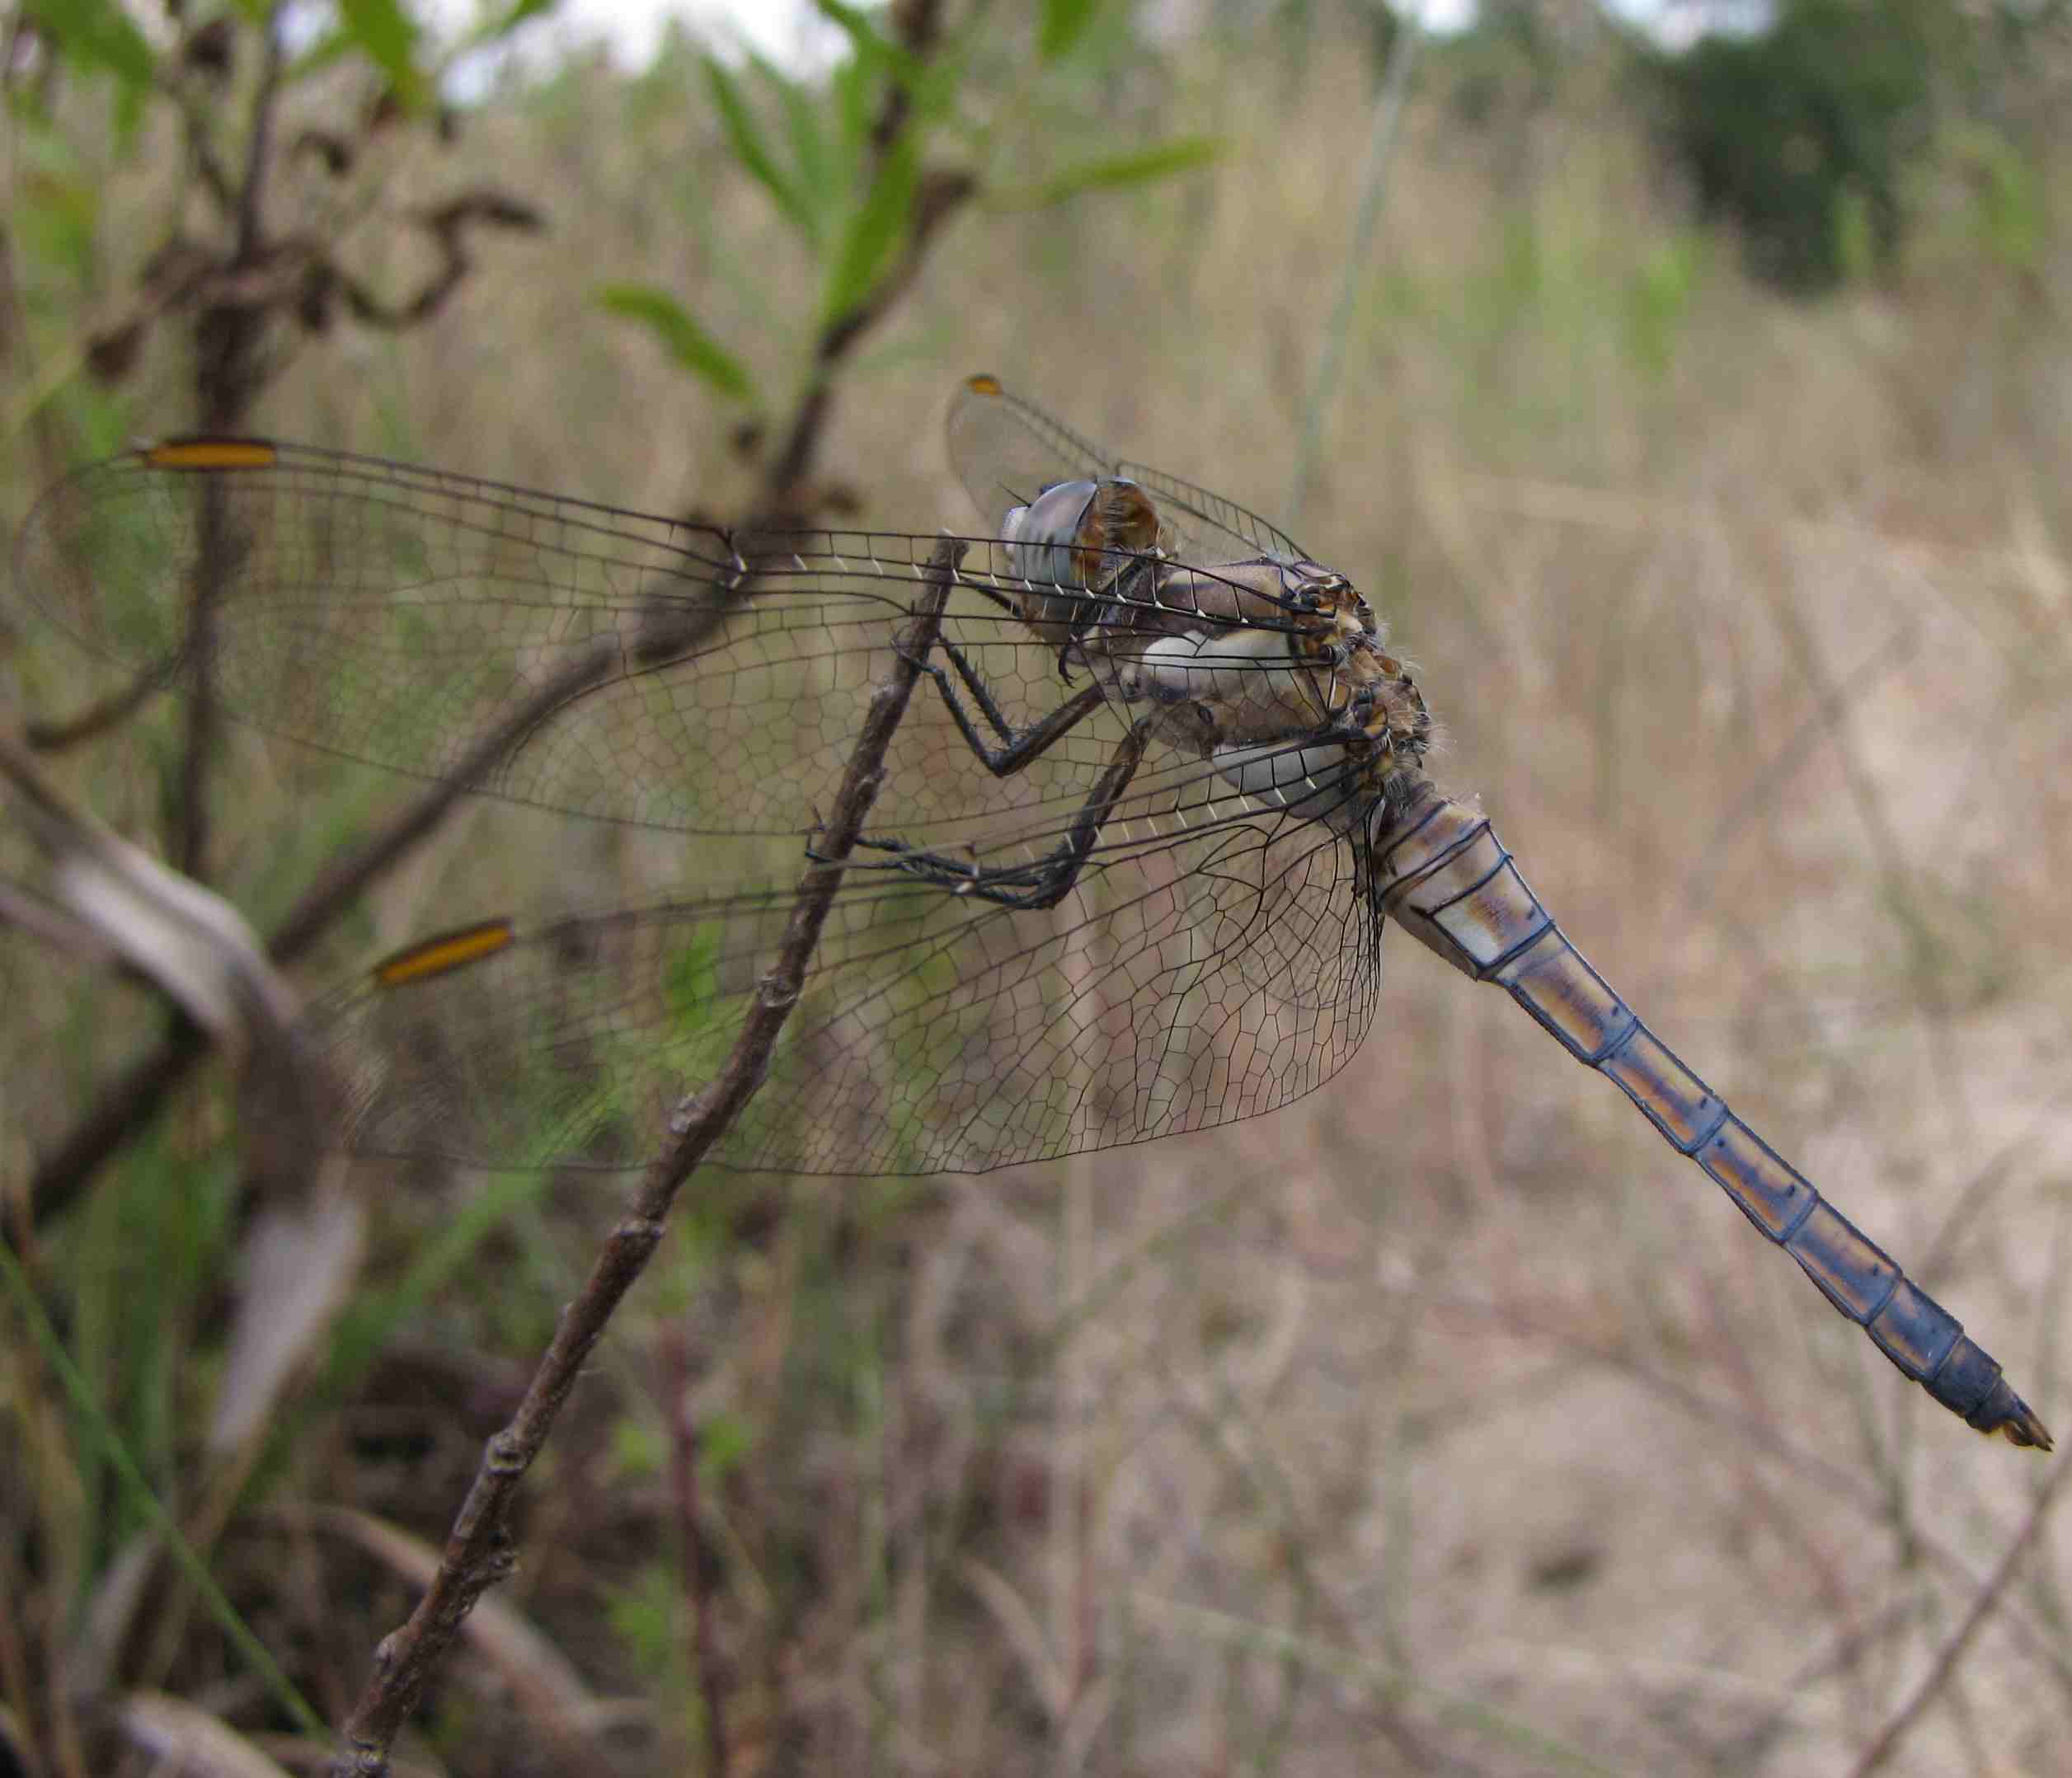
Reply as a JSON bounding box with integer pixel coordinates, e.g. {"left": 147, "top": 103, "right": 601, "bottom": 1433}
{"left": 1643, "top": 0, "right": 2068, "bottom": 294}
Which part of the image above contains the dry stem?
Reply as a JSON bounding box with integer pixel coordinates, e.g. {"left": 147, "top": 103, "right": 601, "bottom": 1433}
{"left": 328, "top": 538, "right": 966, "bottom": 1774}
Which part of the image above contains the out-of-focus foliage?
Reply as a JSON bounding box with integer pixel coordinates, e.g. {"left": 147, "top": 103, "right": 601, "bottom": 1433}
{"left": 1644, "top": 0, "right": 1939, "bottom": 293}
{"left": 1641, "top": 0, "right": 2070, "bottom": 296}
{"left": 599, "top": 0, "right": 1221, "bottom": 424}
{"left": 6, "top": 0, "right": 548, "bottom": 452}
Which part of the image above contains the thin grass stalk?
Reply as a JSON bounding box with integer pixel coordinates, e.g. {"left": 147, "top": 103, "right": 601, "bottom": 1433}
{"left": 660, "top": 1324, "right": 730, "bottom": 1776}
{"left": 1287, "top": 2, "right": 1422, "bottom": 529}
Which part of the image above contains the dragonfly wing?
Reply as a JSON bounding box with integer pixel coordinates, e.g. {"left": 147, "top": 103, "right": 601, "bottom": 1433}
{"left": 946, "top": 374, "right": 1118, "bottom": 535}
{"left": 15, "top": 440, "right": 1148, "bottom": 840}
{"left": 319, "top": 809, "right": 1382, "bottom": 1175}
{"left": 948, "top": 375, "right": 1309, "bottom": 564}
{"left": 1111, "top": 457, "right": 1308, "bottom": 564}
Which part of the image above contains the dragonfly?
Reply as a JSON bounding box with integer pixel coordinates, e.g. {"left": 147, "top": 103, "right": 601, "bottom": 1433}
{"left": 15, "top": 375, "right": 2051, "bottom": 1451}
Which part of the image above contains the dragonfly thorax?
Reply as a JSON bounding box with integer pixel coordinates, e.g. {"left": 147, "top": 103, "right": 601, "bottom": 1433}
{"left": 1092, "top": 556, "right": 1431, "bottom": 824}
{"left": 980, "top": 431, "right": 1430, "bottom": 826}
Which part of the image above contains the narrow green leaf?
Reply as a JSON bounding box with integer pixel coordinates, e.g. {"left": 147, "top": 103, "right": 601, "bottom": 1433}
{"left": 811, "top": 0, "right": 926, "bottom": 86}
{"left": 820, "top": 134, "right": 920, "bottom": 323}
{"left": 1038, "top": 0, "right": 1101, "bottom": 62}
{"left": 22, "top": 0, "right": 154, "bottom": 90}
{"left": 749, "top": 50, "right": 829, "bottom": 250}
{"left": 597, "top": 284, "right": 754, "bottom": 401}
{"left": 337, "top": 0, "right": 426, "bottom": 107}
{"left": 704, "top": 54, "right": 815, "bottom": 242}
{"left": 832, "top": 45, "right": 873, "bottom": 166}
{"left": 993, "top": 135, "right": 1223, "bottom": 211}
{"left": 461, "top": 0, "right": 560, "bottom": 51}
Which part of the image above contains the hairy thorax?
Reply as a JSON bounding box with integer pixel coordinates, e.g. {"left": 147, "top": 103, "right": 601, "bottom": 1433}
{"left": 998, "top": 475, "right": 1431, "bottom": 822}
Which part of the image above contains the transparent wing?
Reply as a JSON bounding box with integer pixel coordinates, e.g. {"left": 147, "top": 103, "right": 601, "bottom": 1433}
{"left": 13, "top": 438, "right": 1285, "bottom": 847}
{"left": 948, "top": 375, "right": 1309, "bottom": 563}
{"left": 320, "top": 808, "right": 1381, "bottom": 1175}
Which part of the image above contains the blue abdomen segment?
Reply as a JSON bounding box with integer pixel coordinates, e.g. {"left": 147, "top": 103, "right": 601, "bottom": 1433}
{"left": 1375, "top": 789, "right": 2052, "bottom": 1450}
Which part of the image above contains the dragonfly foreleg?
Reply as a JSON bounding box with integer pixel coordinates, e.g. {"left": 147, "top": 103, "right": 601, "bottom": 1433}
{"left": 850, "top": 713, "right": 1156, "bottom": 910}
{"left": 908, "top": 632, "right": 1112, "bottom": 776}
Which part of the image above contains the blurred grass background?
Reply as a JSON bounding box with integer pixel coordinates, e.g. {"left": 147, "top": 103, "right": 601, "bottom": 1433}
{"left": 4, "top": 1, "right": 2072, "bottom": 1773}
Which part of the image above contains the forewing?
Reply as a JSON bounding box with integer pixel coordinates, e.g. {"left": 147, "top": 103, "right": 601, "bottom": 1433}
{"left": 319, "top": 808, "right": 1383, "bottom": 1175}
{"left": 947, "top": 375, "right": 1309, "bottom": 563}
{"left": 12, "top": 440, "right": 1146, "bottom": 842}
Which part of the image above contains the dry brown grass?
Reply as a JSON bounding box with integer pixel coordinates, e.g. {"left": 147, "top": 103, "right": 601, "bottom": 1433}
{"left": 7, "top": 21, "right": 2072, "bottom": 1776}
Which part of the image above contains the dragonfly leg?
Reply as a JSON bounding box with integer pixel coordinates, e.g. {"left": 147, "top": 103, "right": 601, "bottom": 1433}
{"left": 906, "top": 633, "right": 1112, "bottom": 776}
{"left": 848, "top": 713, "right": 1156, "bottom": 910}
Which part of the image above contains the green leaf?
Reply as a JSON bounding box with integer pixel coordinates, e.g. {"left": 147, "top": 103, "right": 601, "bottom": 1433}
{"left": 820, "top": 133, "right": 920, "bottom": 322}
{"left": 337, "top": 0, "right": 426, "bottom": 108}
{"left": 831, "top": 45, "right": 873, "bottom": 165}
{"left": 991, "top": 135, "right": 1223, "bottom": 211}
{"left": 750, "top": 51, "right": 830, "bottom": 246}
{"left": 704, "top": 54, "right": 815, "bottom": 242}
{"left": 608, "top": 1418, "right": 665, "bottom": 1480}
{"left": 698, "top": 1410, "right": 754, "bottom": 1480}
{"left": 1038, "top": 0, "right": 1101, "bottom": 62}
{"left": 597, "top": 285, "right": 754, "bottom": 401}
{"left": 458, "top": 0, "right": 560, "bottom": 52}
{"left": 22, "top": 0, "right": 154, "bottom": 91}
{"left": 811, "top": 0, "right": 914, "bottom": 75}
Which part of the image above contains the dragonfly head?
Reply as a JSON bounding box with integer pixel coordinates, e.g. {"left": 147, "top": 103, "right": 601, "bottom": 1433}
{"left": 1001, "top": 476, "right": 1164, "bottom": 591}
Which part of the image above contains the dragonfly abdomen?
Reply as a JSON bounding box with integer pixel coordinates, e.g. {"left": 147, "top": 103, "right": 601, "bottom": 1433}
{"left": 1374, "top": 786, "right": 2052, "bottom": 1450}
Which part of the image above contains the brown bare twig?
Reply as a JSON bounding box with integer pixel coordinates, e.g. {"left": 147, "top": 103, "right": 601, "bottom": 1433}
{"left": 329, "top": 539, "right": 966, "bottom": 1775}
{"left": 174, "top": 14, "right": 288, "bottom": 881}
{"left": 759, "top": 168, "right": 975, "bottom": 515}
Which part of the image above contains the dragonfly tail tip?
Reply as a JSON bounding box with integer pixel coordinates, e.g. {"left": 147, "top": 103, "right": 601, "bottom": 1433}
{"left": 1977, "top": 1382, "right": 2053, "bottom": 1453}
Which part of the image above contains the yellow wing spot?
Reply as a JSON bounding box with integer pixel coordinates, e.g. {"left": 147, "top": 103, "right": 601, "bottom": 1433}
{"left": 964, "top": 373, "right": 1003, "bottom": 397}
{"left": 372, "top": 918, "right": 517, "bottom": 988}
{"left": 143, "top": 438, "right": 280, "bottom": 471}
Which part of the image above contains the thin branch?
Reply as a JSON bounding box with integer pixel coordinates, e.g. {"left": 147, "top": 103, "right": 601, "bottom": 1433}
{"left": 760, "top": 169, "right": 973, "bottom": 514}
{"left": 22, "top": 654, "right": 181, "bottom": 753}
{"left": 233, "top": 16, "right": 286, "bottom": 265}
{"left": 329, "top": 539, "right": 965, "bottom": 1774}
{"left": 176, "top": 9, "right": 289, "bottom": 878}
{"left": 1847, "top": 1449, "right": 2072, "bottom": 1778}
{"left": 755, "top": 1, "right": 968, "bottom": 518}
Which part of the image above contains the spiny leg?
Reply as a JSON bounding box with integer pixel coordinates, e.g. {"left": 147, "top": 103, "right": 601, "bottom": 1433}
{"left": 851, "top": 713, "right": 1156, "bottom": 911}
{"left": 909, "top": 627, "right": 1112, "bottom": 776}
